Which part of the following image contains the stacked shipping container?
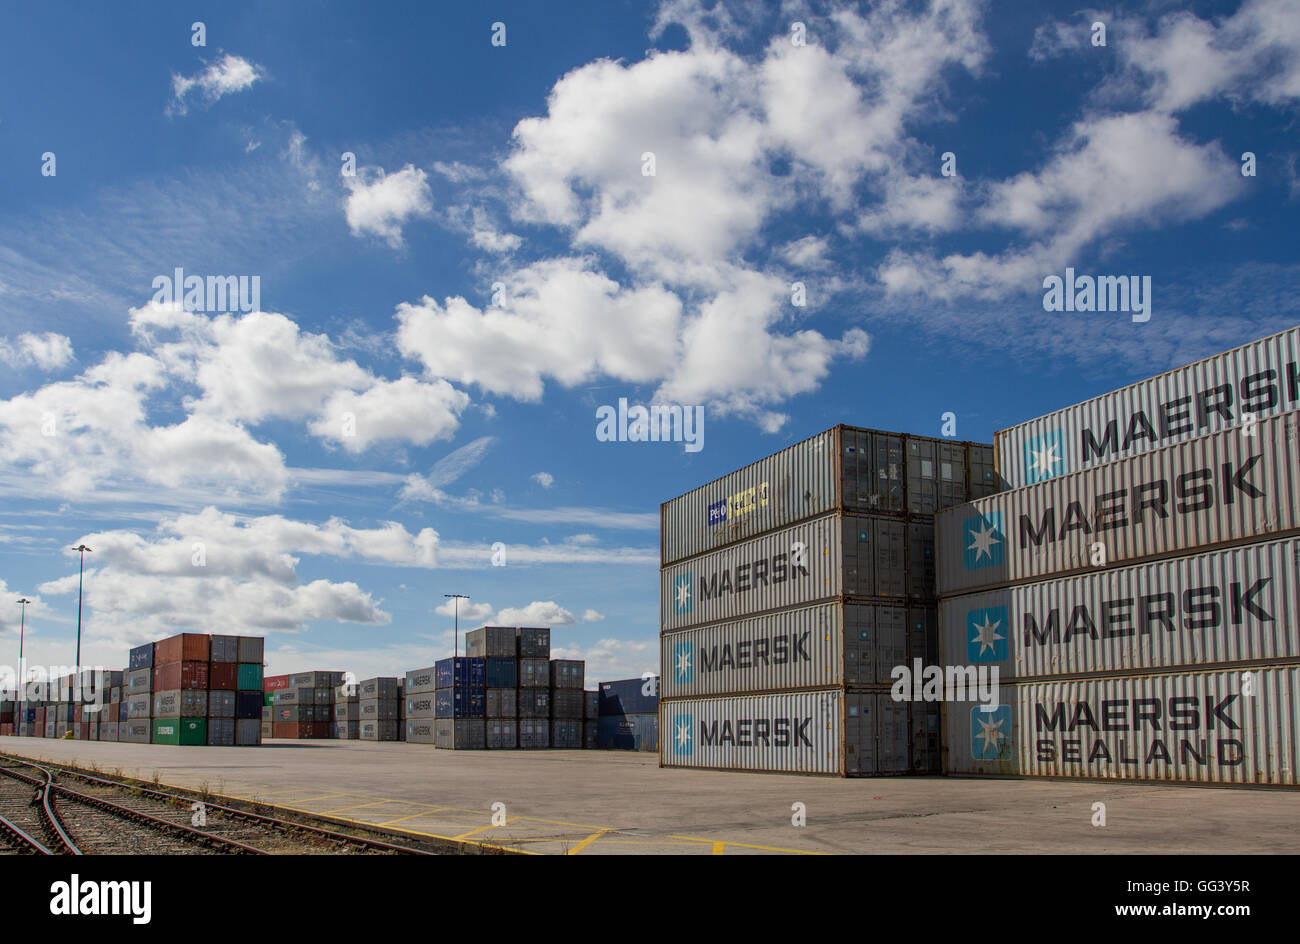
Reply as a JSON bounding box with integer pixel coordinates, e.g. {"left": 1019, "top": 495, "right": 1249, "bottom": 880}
{"left": 936, "top": 326, "right": 1300, "bottom": 785}
{"left": 659, "top": 425, "right": 996, "bottom": 775}
{"left": 267, "top": 671, "right": 345, "bottom": 739}
{"left": 597, "top": 677, "right": 659, "bottom": 751}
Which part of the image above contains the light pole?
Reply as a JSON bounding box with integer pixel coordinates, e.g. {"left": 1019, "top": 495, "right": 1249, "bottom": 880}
{"left": 16, "top": 598, "right": 30, "bottom": 708}
{"left": 72, "top": 544, "right": 91, "bottom": 676}
{"left": 444, "top": 593, "right": 468, "bottom": 659}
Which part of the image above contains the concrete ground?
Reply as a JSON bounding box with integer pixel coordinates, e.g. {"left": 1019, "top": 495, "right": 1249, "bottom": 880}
{"left": 3, "top": 736, "right": 1297, "bottom": 854}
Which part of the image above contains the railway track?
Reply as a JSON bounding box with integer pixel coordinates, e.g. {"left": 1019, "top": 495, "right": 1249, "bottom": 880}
{"left": 0, "top": 755, "right": 440, "bottom": 855}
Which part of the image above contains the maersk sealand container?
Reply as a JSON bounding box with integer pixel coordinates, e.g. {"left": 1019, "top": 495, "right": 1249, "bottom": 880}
{"left": 994, "top": 326, "right": 1300, "bottom": 490}
{"left": 940, "top": 535, "right": 1300, "bottom": 681}
{"left": 660, "top": 426, "right": 996, "bottom": 568}
{"left": 941, "top": 664, "right": 1300, "bottom": 785}
{"left": 936, "top": 411, "right": 1300, "bottom": 597}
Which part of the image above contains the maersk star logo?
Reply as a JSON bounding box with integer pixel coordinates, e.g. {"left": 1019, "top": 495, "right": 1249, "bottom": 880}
{"left": 673, "top": 713, "right": 694, "bottom": 755}
{"left": 962, "top": 511, "right": 1005, "bottom": 571}
{"left": 672, "top": 573, "right": 693, "bottom": 615}
{"left": 673, "top": 641, "right": 694, "bottom": 683}
{"left": 967, "top": 605, "right": 1008, "bottom": 663}
{"left": 970, "top": 705, "right": 1011, "bottom": 760}
{"left": 1024, "top": 430, "right": 1067, "bottom": 484}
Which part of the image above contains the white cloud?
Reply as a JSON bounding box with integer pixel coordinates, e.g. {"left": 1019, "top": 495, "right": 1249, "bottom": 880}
{"left": 311, "top": 376, "right": 468, "bottom": 453}
{"left": 343, "top": 164, "right": 433, "bottom": 248}
{"left": 170, "top": 54, "right": 264, "bottom": 115}
{"left": 582, "top": 609, "right": 605, "bottom": 622}
{"left": 550, "top": 636, "right": 655, "bottom": 682}
{"left": 779, "top": 236, "right": 831, "bottom": 270}
{"left": 434, "top": 599, "right": 494, "bottom": 621}
{"left": 494, "top": 600, "right": 576, "bottom": 626}
{"left": 0, "top": 332, "right": 74, "bottom": 370}
{"left": 532, "top": 471, "right": 554, "bottom": 488}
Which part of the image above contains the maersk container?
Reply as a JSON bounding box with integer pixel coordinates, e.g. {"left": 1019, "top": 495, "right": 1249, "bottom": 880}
{"left": 359, "top": 719, "right": 399, "bottom": 741}
{"left": 661, "top": 601, "right": 936, "bottom": 698}
{"left": 660, "top": 426, "right": 997, "bottom": 567}
{"left": 405, "top": 666, "right": 437, "bottom": 695}
{"left": 995, "top": 326, "right": 1300, "bottom": 490}
{"left": 942, "top": 664, "right": 1300, "bottom": 785}
{"left": 661, "top": 513, "right": 936, "bottom": 633}
{"left": 940, "top": 535, "right": 1300, "bottom": 680}
{"left": 937, "top": 411, "right": 1300, "bottom": 597}
{"left": 406, "top": 719, "right": 436, "bottom": 743}
{"left": 405, "top": 693, "right": 435, "bottom": 719}
{"left": 360, "top": 697, "right": 400, "bottom": 720}
{"left": 435, "top": 718, "right": 485, "bottom": 749}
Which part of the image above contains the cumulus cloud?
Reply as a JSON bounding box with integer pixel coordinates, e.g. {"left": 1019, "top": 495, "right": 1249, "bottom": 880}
{"left": 582, "top": 609, "right": 605, "bottom": 622}
{"left": 434, "top": 598, "right": 494, "bottom": 621}
{"left": 551, "top": 636, "right": 656, "bottom": 681}
{"left": 344, "top": 164, "right": 433, "bottom": 248}
{"left": 494, "top": 600, "right": 577, "bottom": 626}
{"left": 170, "top": 54, "right": 264, "bottom": 115}
{"left": 532, "top": 471, "right": 554, "bottom": 488}
{"left": 0, "top": 332, "right": 74, "bottom": 370}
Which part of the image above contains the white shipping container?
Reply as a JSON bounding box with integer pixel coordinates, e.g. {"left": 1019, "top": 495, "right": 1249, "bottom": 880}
{"left": 660, "top": 690, "right": 939, "bottom": 775}
{"left": 941, "top": 536, "right": 1300, "bottom": 680}
{"left": 662, "top": 601, "right": 937, "bottom": 697}
{"left": 937, "top": 411, "right": 1300, "bottom": 596}
{"left": 942, "top": 664, "right": 1300, "bottom": 785}
{"left": 661, "top": 426, "right": 997, "bottom": 567}
{"left": 995, "top": 326, "right": 1300, "bottom": 490}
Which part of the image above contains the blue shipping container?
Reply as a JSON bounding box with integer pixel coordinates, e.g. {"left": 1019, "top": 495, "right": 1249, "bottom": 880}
{"left": 128, "top": 643, "right": 154, "bottom": 671}
{"left": 598, "top": 677, "right": 660, "bottom": 716}
{"left": 597, "top": 713, "right": 658, "bottom": 751}
{"left": 485, "top": 657, "right": 517, "bottom": 688}
{"left": 235, "top": 691, "right": 263, "bottom": 720}
{"left": 435, "top": 657, "right": 486, "bottom": 689}
{"left": 435, "top": 687, "right": 486, "bottom": 719}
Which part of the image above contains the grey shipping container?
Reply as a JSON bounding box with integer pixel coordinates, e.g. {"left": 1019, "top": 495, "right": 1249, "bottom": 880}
{"left": 583, "top": 720, "right": 598, "bottom": 748}
{"left": 518, "top": 718, "right": 549, "bottom": 749}
{"left": 334, "top": 720, "right": 360, "bottom": 740}
{"left": 487, "top": 718, "right": 518, "bottom": 749}
{"left": 125, "top": 693, "right": 151, "bottom": 719}
{"left": 518, "top": 689, "right": 550, "bottom": 718}
{"left": 121, "top": 720, "right": 151, "bottom": 743}
{"left": 261, "top": 721, "right": 274, "bottom": 739}
{"left": 208, "top": 690, "right": 236, "bottom": 718}
{"left": 210, "top": 635, "right": 240, "bottom": 663}
{"left": 335, "top": 700, "right": 362, "bottom": 721}
{"left": 940, "top": 535, "right": 1300, "bottom": 680}
{"left": 99, "top": 722, "right": 119, "bottom": 742}
{"left": 942, "top": 664, "right": 1300, "bottom": 785}
{"left": 236, "top": 636, "right": 264, "bottom": 664}
{"left": 274, "top": 688, "right": 314, "bottom": 705}
{"left": 154, "top": 690, "right": 207, "bottom": 718}
{"left": 359, "top": 698, "right": 399, "bottom": 720}
{"left": 288, "top": 671, "right": 345, "bottom": 689}
{"left": 314, "top": 705, "right": 333, "bottom": 723}
{"left": 995, "top": 326, "right": 1300, "bottom": 490}
{"left": 550, "top": 660, "right": 585, "bottom": 690}
{"left": 313, "top": 687, "right": 335, "bottom": 705}
{"left": 937, "top": 411, "right": 1300, "bottom": 597}
{"left": 126, "top": 667, "right": 152, "bottom": 695}
{"left": 584, "top": 691, "right": 599, "bottom": 720}
{"left": 466, "top": 626, "right": 517, "bottom": 657}
{"left": 551, "top": 719, "right": 582, "bottom": 748}
{"left": 517, "top": 627, "right": 551, "bottom": 658}
{"left": 436, "top": 718, "right": 486, "bottom": 749}
{"left": 487, "top": 688, "right": 517, "bottom": 718}
{"left": 404, "top": 693, "right": 436, "bottom": 719}
{"left": 405, "top": 666, "right": 437, "bottom": 695}
{"left": 660, "top": 513, "right": 937, "bottom": 633}
{"left": 207, "top": 719, "right": 235, "bottom": 745}
{"left": 406, "top": 719, "right": 436, "bottom": 743}
{"left": 359, "top": 720, "right": 399, "bottom": 741}
{"left": 551, "top": 689, "right": 585, "bottom": 719}
{"left": 661, "top": 426, "right": 996, "bottom": 567}
{"left": 235, "top": 718, "right": 260, "bottom": 745}
{"left": 662, "top": 601, "right": 933, "bottom": 698}
{"left": 519, "top": 657, "right": 549, "bottom": 688}
{"left": 359, "top": 677, "right": 399, "bottom": 700}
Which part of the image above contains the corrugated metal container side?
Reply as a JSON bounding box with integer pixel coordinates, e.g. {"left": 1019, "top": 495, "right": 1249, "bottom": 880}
{"left": 518, "top": 689, "right": 550, "bottom": 718}
{"left": 550, "top": 689, "right": 585, "bottom": 719}
{"left": 487, "top": 718, "right": 518, "bottom": 749}
{"left": 235, "top": 718, "right": 260, "bottom": 745}
{"left": 485, "top": 657, "right": 517, "bottom": 688}
{"left": 435, "top": 658, "right": 486, "bottom": 689}
{"left": 550, "top": 660, "right": 585, "bottom": 690}
{"left": 210, "top": 635, "right": 240, "bottom": 663}
{"left": 435, "top": 719, "right": 486, "bottom": 749}
{"left": 660, "top": 428, "right": 840, "bottom": 566}
{"left": 126, "top": 667, "right": 152, "bottom": 695}
{"left": 237, "top": 663, "right": 263, "bottom": 691}
{"left": 263, "top": 674, "right": 290, "bottom": 692}
{"left": 128, "top": 643, "right": 154, "bottom": 671}
{"left": 940, "top": 535, "right": 1300, "bottom": 680}
{"left": 434, "top": 689, "right": 485, "bottom": 719}
{"left": 995, "top": 327, "right": 1300, "bottom": 490}
{"left": 551, "top": 719, "right": 583, "bottom": 748}
{"left": 206, "top": 719, "right": 235, "bottom": 745}
{"left": 597, "top": 713, "right": 658, "bottom": 751}
{"left": 274, "top": 688, "right": 314, "bottom": 705}
{"left": 466, "top": 626, "right": 518, "bottom": 657}
{"left": 359, "top": 698, "right": 400, "bottom": 720}
{"left": 584, "top": 691, "right": 599, "bottom": 720}
{"left": 403, "top": 694, "right": 434, "bottom": 719}
{"left": 208, "top": 691, "right": 236, "bottom": 718}
{"left": 208, "top": 663, "right": 237, "bottom": 691}
{"left": 406, "top": 719, "right": 436, "bottom": 743}
{"left": 937, "top": 412, "right": 1300, "bottom": 596}
{"left": 487, "top": 688, "right": 517, "bottom": 718}
{"left": 517, "top": 719, "right": 549, "bottom": 748}
{"left": 405, "top": 666, "right": 437, "bottom": 695}
{"left": 659, "top": 690, "right": 843, "bottom": 774}
{"left": 235, "top": 692, "right": 262, "bottom": 719}
{"left": 517, "top": 627, "right": 551, "bottom": 658}
{"left": 358, "top": 720, "right": 399, "bottom": 741}
{"left": 236, "top": 636, "right": 264, "bottom": 664}
{"left": 583, "top": 720, "right": 599, "bottom": 748}
{"left": 942, "top": 664, "right": 1300, "bottom": 784}
{"left": 519, "top": 657, "right": 549, "bottom": 688}
{"left": 359, "top": 677, "right": 399, "bottom": 700}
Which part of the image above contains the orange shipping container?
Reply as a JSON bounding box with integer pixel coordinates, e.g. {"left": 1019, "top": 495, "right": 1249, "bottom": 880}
{"left": 152, "top": 633, "right": 210, "bottom": 665}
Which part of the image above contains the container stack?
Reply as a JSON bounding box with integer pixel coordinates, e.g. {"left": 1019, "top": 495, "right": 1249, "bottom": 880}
{"left": 269, "top": 671, "right": 344, "bottom": 739}
{"left": 333, "top": 681, "right": 360, "bottom": 739}
{"left": 358, "top": 677, "right": 400, "bottom": 741}
{"left": 147, "top": 633, "right": 265, "bottom": 746}
{"left": 597, "top": 677, "right": 660, "bottom": 750}
{"left": 516, "top": 627, "right": 551, "bottom": 749}
{"left": 262, "top": 674, "right": 289, "bottom": 740}
{"left": 936, "top": 327, "right": 1300, "bottom": 786}
{"left": 0, "top": 699, "right": 14, "bottom": 736}
{"left": 404, "top": 665, "right": 437, "bottom": 744}
{"left": 549, "top": 659, "right": 585, "bottom": 748}
{"left": 583, "top": 690, "right": 599, "bottom": 748}
{"left": 658, "top": 425, "right": 996, "bottom": 776}
{"left": 434, "top": 657, "right": 485, "bottom": 749}
{"left": 469, "top": 627, "right": 518, "bottom": 749}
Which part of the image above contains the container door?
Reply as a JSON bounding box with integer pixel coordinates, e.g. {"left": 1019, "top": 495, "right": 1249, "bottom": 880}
{"left": 844, "top": 692, "right": 874, "bottom": 775}
{"left": 875, "top": 607, "right": 906, "bottom": 685}
{"left": 907, "top": 606, "right": 938, "bottom": 667}
{"left": 938, "top": 442, "right": 967, "bottom": 511}
{"left": 877, "top": 695, "right": 910, "bottom": 774}
{"left": 907, "top": 439, "right": 937, "bottom": 515}
{"left": 906, "top": 523, "right": 935, "bottom": 599}
{"left": 843, "top": 605, "right": 870, "bottom": 686}
{"left": 876, "top": 519, "right": 906, "bottom": 598}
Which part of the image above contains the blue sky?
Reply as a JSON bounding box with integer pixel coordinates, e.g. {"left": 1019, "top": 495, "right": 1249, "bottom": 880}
{"left": 0, "top": 0, "right": 1297, "bottom": 684}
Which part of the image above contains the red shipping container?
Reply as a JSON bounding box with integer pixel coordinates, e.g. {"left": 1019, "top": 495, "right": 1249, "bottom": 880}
{"left": 264, "top": 674, "right": 290, "bottom": 692}
{"left": 74, "top": 705, "right": 83, "bottom": 723}
{"left": 105, "top": 703, "right": 120, "bottom": 722}
{"left": 153, "top": 660, "right": 209, "bottom": 691}
{"left": 208, "top": 663, "right": 238, "bottom": 691}
{"left": 35, "top": 707, "right": 45, "bottom": 726}
{"left": 76, "top": 723, "right": 89, "bottom": 740}
{"left": 0, "top": 723, "right": 11, "bottom": 735}
{"left": 152, "top": 633, "right": 210, "bottom": 665}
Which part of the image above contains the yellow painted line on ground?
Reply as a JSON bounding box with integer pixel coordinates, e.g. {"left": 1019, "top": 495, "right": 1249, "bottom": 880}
{"left": 314, "top": 799, "right": 414, "bottom": 815}
{"left": 668, "top": 834, "right": 829, "bottom": 855}
{"left": 273, "top": 792, "right": 357, "bottom": 805}
{"left": 375, "top": 807, "right": 454, "bottom": 827}
{"left": 451, "top": 816, "right": 520, "bottom": 840}
{"left": 565, "top": 828, "right": 611, "bottom": 854}
{"left": 573, "top": 839, "right": 709, "bottom": 847}
{"left": 712, "top": 841, "right": 725, "bottom": 855}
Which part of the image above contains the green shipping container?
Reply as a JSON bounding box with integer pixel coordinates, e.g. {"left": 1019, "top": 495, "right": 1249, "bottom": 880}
{"left": 237, "top": 663, "right": 263, "bottom": 691}
{"left": 263, "top": 692, "right": 275, "bottom": 707}
{"left": 152, "top": 718, "right": 206, "bottom": 746}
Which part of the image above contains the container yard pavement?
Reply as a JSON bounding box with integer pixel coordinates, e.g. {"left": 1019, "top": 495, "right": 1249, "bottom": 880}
{"left": 3, "top": 737, "right": 1297, "bottom": 855}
